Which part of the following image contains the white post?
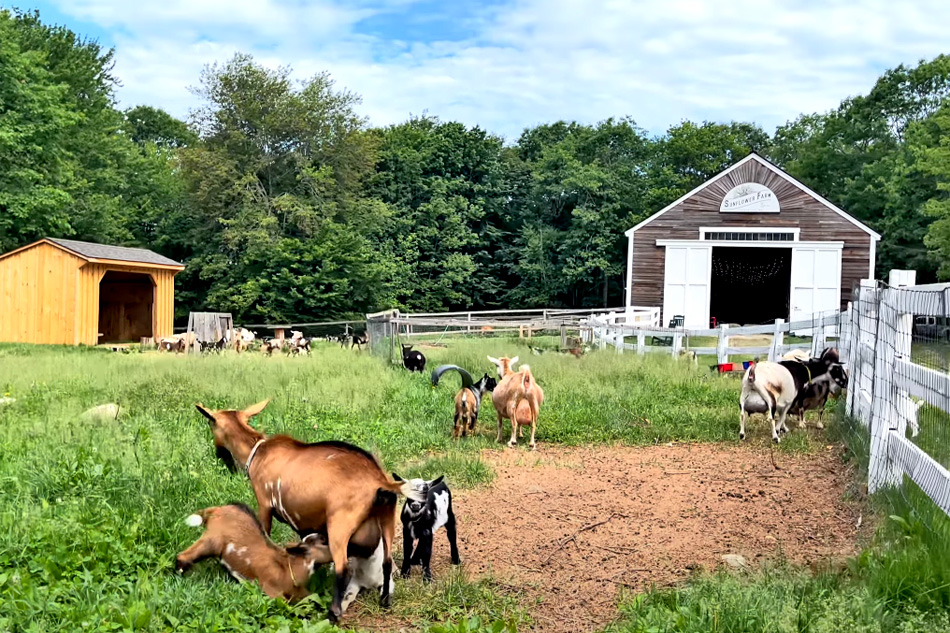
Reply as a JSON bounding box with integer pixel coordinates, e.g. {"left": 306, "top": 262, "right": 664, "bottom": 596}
{"left": 869, "top": 289, "right": 901, "bottom": 492}
{"left": 769, "top": 318, "right": 784, "bottom": 362}
{"left": 616, "top": 326, "right": 624, "bottom": 353}
{"left": 672, "top": 332, "right": 683, "bottom": 358}
{"left": 637, "top": 331, "right": 645, "bottom": 355}
{"left": 717, "top": 324, "right": 730, "bottom": 365}
{"left": 844, "top": 303, "right": 858, "bottom": 418}
{"left": 467, "top": 312, "right": 472, "bottom": 333}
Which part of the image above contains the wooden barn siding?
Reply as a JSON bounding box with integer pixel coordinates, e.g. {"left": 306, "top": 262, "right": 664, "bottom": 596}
{"left": 0, "top": 244, "right": 83, "bottom": 344}
{"left": 630, "top": 160, "right": 872, "bottom": 313}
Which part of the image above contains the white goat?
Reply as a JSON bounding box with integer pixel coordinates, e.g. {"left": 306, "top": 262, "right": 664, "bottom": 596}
{"left": 739, "top": 361, "right": 798, "bottom": 443}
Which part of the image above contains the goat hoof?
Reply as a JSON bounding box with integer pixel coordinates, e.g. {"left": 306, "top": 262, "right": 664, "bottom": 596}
{"left": 816, "top": 422, "right": 824, "bottom": 430}
{"left": 400, "top": 569, "right": 411, "bottom": 579}
{"left": 772, "top": 436, "right": 781, "bottom": 444}
{"left": 529, "top": 443, "right": 537, "bottom": 450}
{"left": 739, "top": 432, "right": 745, "bottom": 440}
{"left": 174, "top": 557, "right": 190, "bottom": 574}
{"left": 507, "top": 441, "right": 516, "bottom": 448}
{"left": 328, "top": 606, "right": 342, "bottom": 622}
{"left": 381, "top": 593, "right": 392, "bottom": 608}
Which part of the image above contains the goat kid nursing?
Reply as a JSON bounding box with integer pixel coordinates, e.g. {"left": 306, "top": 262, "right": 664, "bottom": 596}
{"left": 400, "top": 476, "right": 460, "bottom": 582}
{"left": 488, "top": 356, "right": 544, "bottom": 449}
{"left": 740, "top": 349, "right": 848, "bottom": 442}
{"left": 430, "top": 365, "right": 497, "bottom": 438}
{"left": 194, "top": 400, "right": 424, "bottom": 621}
{"left": 176, "top": 503, "right": 326, "bottom": 603}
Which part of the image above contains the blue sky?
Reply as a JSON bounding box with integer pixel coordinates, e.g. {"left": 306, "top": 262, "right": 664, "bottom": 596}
{"left": 15, "top": 0, "right": 950, "bottom": 140}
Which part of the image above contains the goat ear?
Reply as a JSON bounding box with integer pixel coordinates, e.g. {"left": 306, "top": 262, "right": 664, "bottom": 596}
{"left": 430, "top": 475, "right": 445, "bottom": 487}
{"left": 487, "top": 356, "right": 499, "bottom": 365}
{"left": 243, "top": 399, "right": 270, "bottom": 418}
{"left": 391, "top": 472, "right": 404, "bottom": 482}
{"left": 285, "top": 544, "right": 309, "bottom": 557}
{"left": 195, "top": 404, "right": 217, "bottom": 425}
{"left": 511, "top": 356, "right": 519, "bottom": 366}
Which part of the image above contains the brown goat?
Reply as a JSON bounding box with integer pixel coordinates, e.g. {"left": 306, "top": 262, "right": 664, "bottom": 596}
{"left": 487, "top": 356, "right": 545, "bottom": 449}
{"left": 194, "top": 400, "right": 424, "bottom": 621}
{"left": 176, "top": 503, "right": 330, "bottom": 603}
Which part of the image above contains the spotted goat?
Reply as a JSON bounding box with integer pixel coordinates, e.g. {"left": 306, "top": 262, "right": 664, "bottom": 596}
{"left": 400, "top": 476, "right": 460, "bottom": 582}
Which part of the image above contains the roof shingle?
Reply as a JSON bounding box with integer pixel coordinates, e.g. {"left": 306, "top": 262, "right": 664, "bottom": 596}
{"left": 48, "top": 238, "right": 183, "bottom": 267}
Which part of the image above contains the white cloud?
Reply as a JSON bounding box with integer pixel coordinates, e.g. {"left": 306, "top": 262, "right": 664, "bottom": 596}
{"left": 48, "top": 0, "right": 950, "bottom": 139}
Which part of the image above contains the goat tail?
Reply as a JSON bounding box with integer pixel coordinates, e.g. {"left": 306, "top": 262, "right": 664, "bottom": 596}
{"left": 520, "top": 365, "right": 535, "bottom": 392}
{"left": 431, "top": 364, "right": 474, "bottom": 390}
{"left": 747, "top": 366, "right": 756, "bottom": 383}
{"left": 381, "top": 478, "right": 427, "bottom": 502}
{"left": 184, "top": 511, "right": 206, "bottom": 527}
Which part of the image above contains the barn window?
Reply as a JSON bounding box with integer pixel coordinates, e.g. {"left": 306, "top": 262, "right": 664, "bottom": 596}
{"left": 702, "top": 230, "right": 796, "bottom": 242}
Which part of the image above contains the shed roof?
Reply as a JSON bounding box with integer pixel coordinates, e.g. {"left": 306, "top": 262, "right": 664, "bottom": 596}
{"left": 625, "top": 153, "right": 881, "bottom": 240}
{"left": 0, "top": 238, "right": 184, "bottom": 269}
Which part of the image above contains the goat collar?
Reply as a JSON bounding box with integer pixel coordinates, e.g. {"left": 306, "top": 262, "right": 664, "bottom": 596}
{"left": 245, "top": 438, "right": 266, "bottom": 474}
{"left": 288, "top": 559, "right": 298, "bottom": 587}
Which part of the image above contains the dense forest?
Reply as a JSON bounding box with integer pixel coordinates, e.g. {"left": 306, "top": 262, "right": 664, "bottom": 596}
{"left": 3, "top": 9, "right": 950, "bottom": 322}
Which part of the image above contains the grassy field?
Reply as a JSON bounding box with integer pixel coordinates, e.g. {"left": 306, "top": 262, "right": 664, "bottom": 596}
{"left": 0, "top": 337, "right": 948, "bottom": 632}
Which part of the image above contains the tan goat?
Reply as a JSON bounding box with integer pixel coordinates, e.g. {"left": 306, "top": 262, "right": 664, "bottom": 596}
{"left": 487, "top": 356, "right": 545, "bottom": 449}
{"left": 176, "top": 503, "right": 329, "bottom": 603}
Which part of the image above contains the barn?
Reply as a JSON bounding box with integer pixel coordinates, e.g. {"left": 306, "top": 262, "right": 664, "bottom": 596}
{"left": 624, "top": 153, "right": 881, "bottom": 328}
{"left": 0, "top": 238, "right": 184, "bottom": 345}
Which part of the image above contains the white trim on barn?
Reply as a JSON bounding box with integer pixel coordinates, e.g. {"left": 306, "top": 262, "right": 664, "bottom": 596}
{"left": 624, "top": 153, "right": 881, "bottom": 240}
{"left": 697, "top": 226, "right": 800, "bottom": 241}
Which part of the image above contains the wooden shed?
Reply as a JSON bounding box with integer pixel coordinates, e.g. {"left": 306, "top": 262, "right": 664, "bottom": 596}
{"left": 0, "top": 238, "right": 184, "bottom": 345}
{"left": 624, "top": 153, "right": 881, "bottom": 328}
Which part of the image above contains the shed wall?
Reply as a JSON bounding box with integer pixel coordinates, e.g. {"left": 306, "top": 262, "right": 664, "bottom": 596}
{"left": 0, "top": 244, "right": 83, "bottom": 344}
{"left": 630, "top": 159, "right": 872, "bottom": 312}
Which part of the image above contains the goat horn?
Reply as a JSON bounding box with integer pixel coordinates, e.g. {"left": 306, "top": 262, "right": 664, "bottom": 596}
{"left": 430, "top": 365, "right": 474, "bottom": 390}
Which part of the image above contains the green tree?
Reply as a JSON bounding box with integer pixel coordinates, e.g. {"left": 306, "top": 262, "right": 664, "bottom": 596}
{"left": 173, "top": 54, "right": 393, "bottom": 321}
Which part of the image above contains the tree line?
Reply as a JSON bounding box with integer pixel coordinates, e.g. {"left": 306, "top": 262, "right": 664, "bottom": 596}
{"left": 3, "top": 9, "right": 949, "bottom": 323}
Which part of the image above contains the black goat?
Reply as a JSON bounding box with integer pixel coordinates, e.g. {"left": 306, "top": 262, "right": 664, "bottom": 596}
{"left": 399, "top": 475, "right": 459, "bottom": 582}
{"left": 402, "top": 344, "right": 426, "bottom": 372}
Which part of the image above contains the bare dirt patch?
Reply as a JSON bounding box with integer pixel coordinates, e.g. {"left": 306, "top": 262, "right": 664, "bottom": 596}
{"left": 375, "top": 443, "right": 863, "bottom": 632}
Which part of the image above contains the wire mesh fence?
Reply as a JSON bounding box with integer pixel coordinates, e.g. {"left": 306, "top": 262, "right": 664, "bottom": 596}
{"left": 843, "top": 282, "right": 950, "bottom": 524}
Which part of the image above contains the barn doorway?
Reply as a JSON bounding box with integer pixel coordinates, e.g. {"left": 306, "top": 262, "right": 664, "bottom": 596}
{"left": 710, "top": 247, "right": 791, "bottom": 325}
{"left": 98, "top": 271, "right": 154, "bottom": 343}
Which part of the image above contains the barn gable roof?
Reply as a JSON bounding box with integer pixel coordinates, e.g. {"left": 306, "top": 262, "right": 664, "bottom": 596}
{"left": 0, "top": 238, "right": 184, "bottom": 269}
{"left": 624, "top": 153, "right": 881, "bottom": 240}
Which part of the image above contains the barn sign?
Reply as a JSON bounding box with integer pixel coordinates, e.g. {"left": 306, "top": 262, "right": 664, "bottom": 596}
{"left": 719, "top": 183, "right": 779, "bottom": 213}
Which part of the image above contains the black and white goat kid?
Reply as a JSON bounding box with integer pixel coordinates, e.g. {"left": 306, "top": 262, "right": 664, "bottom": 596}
{"left": 399, "top": 475, "right": 460, "bottom": 582}
{"left": 402, "top": 344, "right": 426, "bottom": 373}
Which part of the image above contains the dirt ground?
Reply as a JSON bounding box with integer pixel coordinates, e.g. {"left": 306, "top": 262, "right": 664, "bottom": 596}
{"left": 377, "top": 443, "right": 864, "bottom": 632}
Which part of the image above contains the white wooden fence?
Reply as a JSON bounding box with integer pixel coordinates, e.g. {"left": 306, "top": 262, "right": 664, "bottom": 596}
{"left": 843, "top": 284, "right": 950, "bottom": 514}
{"left": 585, "top": 312, "right": 841, "bottom": 364}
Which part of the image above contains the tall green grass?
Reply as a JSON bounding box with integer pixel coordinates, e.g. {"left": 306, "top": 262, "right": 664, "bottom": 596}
{"left": 0, "top": 338, "right": 799, "bottom": 632}
{"left": 607, "top": 415, "right": 950, "bottom": 633}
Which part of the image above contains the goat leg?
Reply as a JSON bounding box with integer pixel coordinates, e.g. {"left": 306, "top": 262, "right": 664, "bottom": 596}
{"left": 529, "top": 419, "right": 537, "bottom": 450}
{"left": 417, "top": 532, "right": 434, "bottom": 583}
{"left": 400, "top": 524, "right": 413, "bottom": 578}
{"left": 496, "top": 412, "right": 505, "bottom": 443}
{"left": 175, "top": 534, "right": 218, "bottom": 574}
{"left": 817, "top": 409, "right": 824, "bottom": 430}
{"left": 446, "top": 509, "right": 461, "bottom": 565}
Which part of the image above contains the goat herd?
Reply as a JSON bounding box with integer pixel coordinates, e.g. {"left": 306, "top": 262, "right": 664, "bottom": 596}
{"left": 172, "top": 336, "right": 844, "bottom": 624}
{"left": 158, "top": 328, "right": 369, "bottom": 356}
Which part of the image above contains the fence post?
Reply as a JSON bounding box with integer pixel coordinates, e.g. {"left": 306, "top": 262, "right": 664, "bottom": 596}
{"left": 672, "top": 332, "right": 683, "bottom": 357}
{"left": 844, "top": 302, "right": 858, "bottom": 417}
{"left": 717, "top": 324, "right": 730, "bottom": 365}
{"left": 769, "top": 318, "right": 784, "bottom": 362}
{"left": 560, "top": 324, "right": 567, "bottom": 349}
{"left": 467, "top": 312, "right": 472, "bottom": 334}
{"left": 637, "top": 331, "right": 645, "bottom": 355}
{"left": 869, "top": 289, "right": 901, "bottom": 492}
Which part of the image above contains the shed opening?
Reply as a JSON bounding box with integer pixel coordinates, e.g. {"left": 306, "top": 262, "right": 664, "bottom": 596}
{"left": 98, "top": 271, "right": 155, "bottom": 343}
{"left": 710, "top": 247, "right": 791, "bottom": 325}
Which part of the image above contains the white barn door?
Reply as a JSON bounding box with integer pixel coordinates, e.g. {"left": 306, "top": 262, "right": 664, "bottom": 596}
{"left": 790, "top": 246, "right": 841, "bottom": 330}
{"left": 663, "top": 245, "right": 711, "bottom": 328}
